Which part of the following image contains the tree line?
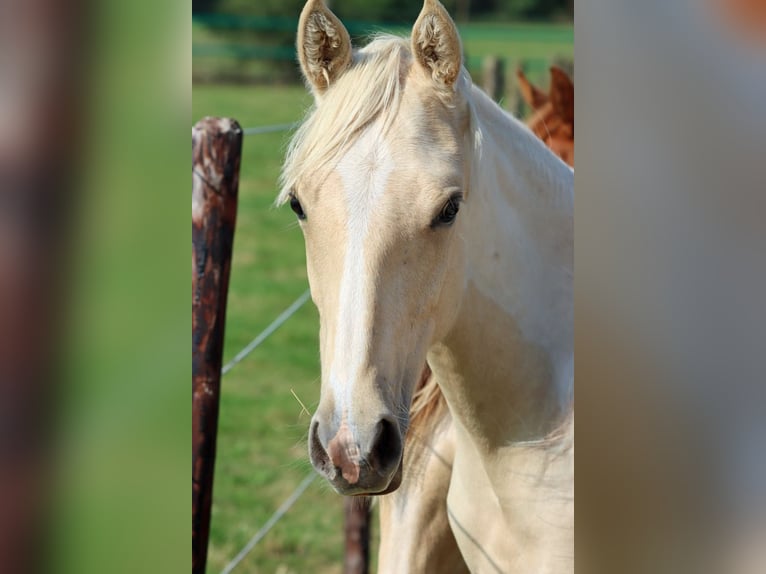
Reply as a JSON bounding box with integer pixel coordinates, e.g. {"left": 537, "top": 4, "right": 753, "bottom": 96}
{"left": 192, "top": 0, "right": 573, "bottom": 23}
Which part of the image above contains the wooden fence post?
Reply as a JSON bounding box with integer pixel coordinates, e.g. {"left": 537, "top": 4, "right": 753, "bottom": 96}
{"left": 482, "top": 55, "right": 505, "bottom": 104}
{"left": 192, "top": 117, "right": 243, "bottom": 574}
{"left": 344, "top": 497, "right": 372, "bottom": 574}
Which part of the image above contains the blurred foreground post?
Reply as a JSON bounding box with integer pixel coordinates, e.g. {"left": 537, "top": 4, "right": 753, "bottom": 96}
{"left": 344, "top": 497, "right": 372, "bottom": 574}
{"left": 192, "top": 117, "right": 242, "bottom": 574}
{"left": 0, "top": 0, "right": 83, "bottom": 571}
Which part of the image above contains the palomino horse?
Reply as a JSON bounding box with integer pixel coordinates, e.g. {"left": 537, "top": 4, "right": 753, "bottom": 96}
{"left": 280, "top": 1, "right": 573, "bottom": 571}
{"left": 377, "top": 66, "right": 575, "bottom": 574}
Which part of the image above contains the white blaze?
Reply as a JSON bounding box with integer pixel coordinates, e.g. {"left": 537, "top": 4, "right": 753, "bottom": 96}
{"left": 330, "top": 124, "right": 393, "bottom": 421}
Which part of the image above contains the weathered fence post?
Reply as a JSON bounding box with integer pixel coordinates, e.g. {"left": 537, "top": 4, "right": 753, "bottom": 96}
{"left": 192, "top": 117, "right": 243, "bottom": 574}
{"left": 344, "top": 497, "right": 372, "bottom": 574}
{"left": 482, "top": 55, "right": 505, "bottom": 104}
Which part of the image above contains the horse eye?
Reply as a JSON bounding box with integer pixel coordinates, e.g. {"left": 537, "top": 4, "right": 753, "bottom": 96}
{"left": 434, "top": 195, "right": 462, "bottom": 227}
{"left": 289, "top": 194, "right": 306, "bottom": 220}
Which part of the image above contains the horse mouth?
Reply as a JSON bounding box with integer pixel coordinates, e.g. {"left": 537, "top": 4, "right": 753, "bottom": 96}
{"left": 332, "top": 455, "right": 404, "bottom": 497}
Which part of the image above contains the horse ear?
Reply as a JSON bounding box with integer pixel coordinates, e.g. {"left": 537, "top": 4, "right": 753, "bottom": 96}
{"left": 549, "top": 66, "right": 574, "bottom": 125}
{"left": 411, "top": 0, "right": 463, "bottom": 88}
{"left": 297, "top": 0, "right": 352, "bottom": 95}
{"left": 516, "top": 68, "right": 548, "bottom": 110}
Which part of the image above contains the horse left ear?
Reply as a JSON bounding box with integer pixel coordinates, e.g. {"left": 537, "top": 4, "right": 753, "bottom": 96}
{"left": 549, "top": 66, "right": 574, "bottom": 125}
{"left": 411, "top": 0, "right": 463, "bottom": 89}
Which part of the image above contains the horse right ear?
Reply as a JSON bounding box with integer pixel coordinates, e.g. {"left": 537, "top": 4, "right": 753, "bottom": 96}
{"left": 516, "top": 68, "right": 548, "bottom": 110}
{"left": 297, "top": 0, "right": 352, "bottom": 96}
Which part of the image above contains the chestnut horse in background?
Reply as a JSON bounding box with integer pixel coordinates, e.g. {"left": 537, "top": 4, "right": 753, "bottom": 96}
{"left": 518, "top": 66, "right": 574, "bottom": 166}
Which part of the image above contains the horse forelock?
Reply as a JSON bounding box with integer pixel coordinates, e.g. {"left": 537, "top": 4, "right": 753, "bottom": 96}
{"left": 278, "top": 35, "right": 411, "bottom": 204}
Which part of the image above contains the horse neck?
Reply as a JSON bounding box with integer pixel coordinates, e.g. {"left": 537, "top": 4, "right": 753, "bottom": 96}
{"left": 433, "top": 86, "right": 573, "bottom": 448}
{"left": 468, "top": 85, "right": 573, "bottom": 221}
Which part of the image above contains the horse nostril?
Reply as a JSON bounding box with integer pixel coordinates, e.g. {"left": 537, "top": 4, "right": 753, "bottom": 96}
{"left": 369, "top": 417, "right": 402, "bottom": 475}
{"left": 309, "top": 420, "right": 331, "bottom": 474}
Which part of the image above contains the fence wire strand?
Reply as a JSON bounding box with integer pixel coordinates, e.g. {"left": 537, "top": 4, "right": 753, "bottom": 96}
{"left": 243, "top": 122, "right": 299, "bottom": 135}
{"left": 220, "top": 473, "right": 317, "bottom": 574}
{"left": 222, "top": 289, "right": 311, "bottom": 376}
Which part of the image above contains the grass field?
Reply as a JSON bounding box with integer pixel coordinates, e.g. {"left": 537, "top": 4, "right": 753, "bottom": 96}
{"left": 193, "top": 23, "right": 571, "bottom": 572}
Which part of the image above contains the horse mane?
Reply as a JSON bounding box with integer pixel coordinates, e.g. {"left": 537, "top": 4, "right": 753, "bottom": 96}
{"left": 278, "top": 35, "right": 411, "bottom": 205}
{"left": 401, "top": 363, "right": 451, "bottom": 482}
{"left": 407, "top": 364, "right": 448, "bottom": 437}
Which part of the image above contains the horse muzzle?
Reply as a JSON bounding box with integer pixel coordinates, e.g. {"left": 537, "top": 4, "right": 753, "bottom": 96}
{"left": 308, "top": 416, "right": 404, "bottom": 495}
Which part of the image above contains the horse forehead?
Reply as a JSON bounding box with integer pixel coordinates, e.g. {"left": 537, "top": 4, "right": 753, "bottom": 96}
{"left": 333, "top": 125, "right": 426, "bottom": 197}
{"left": 326, "top": 116, "right": 460, "bottom": 213}
{"left": 332, "top": 124, "right": 399, "bottom": 223}
{"left": 336, "top": 124, "right": 392, "bottom": 181}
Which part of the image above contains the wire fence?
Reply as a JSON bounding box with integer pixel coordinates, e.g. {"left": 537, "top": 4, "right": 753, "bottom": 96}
{"left": 204, "top": 120, "right": 317, "bottom": 574}
{"left": 221, "top": 288, "right": 310, "bottom": 376}
{"left": 220, "top": 473, "right": 317, "bottom": 574}
{"left": 243, "top": 122, "right": 299, "bottom": 136}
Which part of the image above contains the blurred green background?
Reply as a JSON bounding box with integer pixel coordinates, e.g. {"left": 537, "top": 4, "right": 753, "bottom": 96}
{"left": 193, "top": 0, "right": 573, "bottom": 86}
{"left": 192, "top": 1, "right": 572, "bottom": 573}
{"left": 53, "top": 0, "right": 189, "bottom": 572}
